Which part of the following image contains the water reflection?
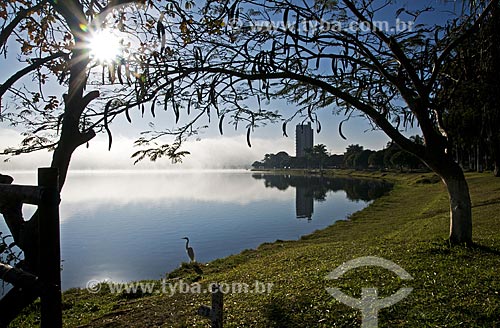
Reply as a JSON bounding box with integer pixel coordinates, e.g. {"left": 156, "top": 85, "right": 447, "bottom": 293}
{"left": 0, "top": 170, "right": 393, "bottom": 290}
{"left": 252, "top": 174, "right": 393, "bottom": 220}
{"left": 296, "top": 187, "right": 313, "bottom": 219}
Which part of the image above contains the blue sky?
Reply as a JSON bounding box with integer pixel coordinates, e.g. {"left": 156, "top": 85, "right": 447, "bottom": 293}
{"left": 0, "top": 0, "right": 460, "bottom": 171}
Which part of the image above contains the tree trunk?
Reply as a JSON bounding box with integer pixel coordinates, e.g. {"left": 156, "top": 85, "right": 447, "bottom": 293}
{"left": 0, "top": 37, "right": 95, "bottom": 327}
{"left": 429, "top": 157, "right": 473, "bottom": 245}
{"left": 477, "top": 143, "right": 483, "bottom": 173}
{"left": 469, "top": 146, "right": 475, "bottom": 171}
{"left": 422, "top": 151, "right": 473, "bottom": 245}
{"left": 442, "top": 172, "right": 472, "bottom": 244}
{"left": 491, "top": 139, "right": 500, "bottom": 177}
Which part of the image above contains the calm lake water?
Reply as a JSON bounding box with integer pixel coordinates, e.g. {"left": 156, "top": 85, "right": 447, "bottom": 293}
{"left": 0, "top": 170, "right": 391, "bottom": 290}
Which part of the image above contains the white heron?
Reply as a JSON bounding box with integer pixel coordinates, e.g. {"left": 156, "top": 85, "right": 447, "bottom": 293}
{"left": 181, "top": 237, "right": 195, "bottom": 262}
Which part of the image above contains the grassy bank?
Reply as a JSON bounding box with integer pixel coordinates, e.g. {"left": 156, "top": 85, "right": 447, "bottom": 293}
{"left": 13, "top": 171, "right": 500, "bottom": 327}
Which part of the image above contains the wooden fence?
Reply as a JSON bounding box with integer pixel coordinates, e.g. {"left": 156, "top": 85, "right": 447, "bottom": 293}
{"left": 0, "top": 168, "right": 62, "bottom": 328}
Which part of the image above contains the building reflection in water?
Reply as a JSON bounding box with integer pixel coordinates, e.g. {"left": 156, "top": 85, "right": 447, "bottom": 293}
{"left": 296, "top": 186, "right": 313, "bottom": 220}
{"left": 252, "top": 173, "right": 393, "bottom": 221}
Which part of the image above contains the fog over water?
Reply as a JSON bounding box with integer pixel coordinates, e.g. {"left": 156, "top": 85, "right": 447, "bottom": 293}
{"left": 0, "top": 170, "right": 392, "bottom": 290}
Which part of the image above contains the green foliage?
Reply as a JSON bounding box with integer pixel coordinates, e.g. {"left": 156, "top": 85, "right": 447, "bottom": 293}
{"left": 305, "top": 144, "right": 330, "bottom": 169}
{"left": 131, "top": 137, "right": 190, "bottom": 164}
{"left": 252, "top": 145, "right": 332, "bottom": 169}
{"left": 253, "top": 151, "right": 292, "bottom": 169}
{"left": 343, "top": 144, "right": 364, "bottom": 169}
{"left": 342, "top": 139, "right": 424, "bottom": 171}
{"left": 390, "top": 151, "right": 422, "bottom": 172}
{"left": 352, "top": 149, "right": 374, "bottom": 170}
{"left": 368, "top": 150, "right": 385, "bottom": 168}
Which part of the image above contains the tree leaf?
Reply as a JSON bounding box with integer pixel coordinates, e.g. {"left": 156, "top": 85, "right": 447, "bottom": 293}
{"left": 197, "top": 88, "right": 203, "bottom": 103}
{"left": 219, "top": 114, "right": 225, "bottom": 135}
{"left": 174, "top": 102, "right": 179, "bottom": 123}
{"left": 229, "top": 2, "right": 237, "bottom": 22}
{"left": 157, "top": 20, "right": 166, "bottom": 53}
{"left": 246, "top": 126, "right": 252, "bottom": 147}
{"left": 150, "top": 97, "right": 157, "bottom": 118}
{"left": 247, "top": 79, "right": 253, "bottom": 93}
{"left": 125, "top": 106, "right": 132, "bottom": 123}
{"left": 210, "top": 82, "right": 218, "bottom": 113}
{"left": 282, "top": 121, "right": 288, "bottom": 137}
{"left": 104, "top": 100, "right": 113, "bottom": 150}
{"left": 308, "top": 104, "right": 314, "bottom": 121}
{"left": 338, "top": 119, "right": 348, "bottom": 140}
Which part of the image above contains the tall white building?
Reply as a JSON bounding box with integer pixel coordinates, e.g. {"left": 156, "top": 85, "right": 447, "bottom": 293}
{"left": 295, "top": 122, "right": 313, "bottom": 157}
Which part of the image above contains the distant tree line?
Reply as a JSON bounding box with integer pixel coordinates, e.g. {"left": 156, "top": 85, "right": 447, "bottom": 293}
{"left": 251, "top": 144, "right": 343, "bottom": 170}
{"left": 251, "top": 137, "right": 426, "bottom": 171}
{"left": 345, "top": 136, "right": 426, "bottom": 172}
{"left": 438, "top": 3, "right": 500, "bottom": 177}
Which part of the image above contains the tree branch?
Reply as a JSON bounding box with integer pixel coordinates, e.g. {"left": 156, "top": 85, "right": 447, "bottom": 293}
{"left": 427, "top": 0, "right": 499, "bottom": 92}
{"left": 343, "top": 0, "right": 427, "bottom": 98}
{"left": 0, "top": 1, "right": 48, "bottom": 49}
{"left": 49, "top": 0, "right": 85, "bottom": 35}
{"left": 0, "top": 52, "right": 68, "bottom": 100}
{"left": 170, "top": 66, "right": 426, "bottom": 158}
{"left": 95, "top": 0, "right": 142, "bottom": 23}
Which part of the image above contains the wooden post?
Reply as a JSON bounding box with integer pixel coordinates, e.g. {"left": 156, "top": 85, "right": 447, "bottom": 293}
{"left": 38, "top": 168, "right": 62, "bottom": 328}
{"left": 211, "top": 285, "right": 223, "bottom": 328}
{"left": 197, "top": 284, "right": 223, "bottom": 328}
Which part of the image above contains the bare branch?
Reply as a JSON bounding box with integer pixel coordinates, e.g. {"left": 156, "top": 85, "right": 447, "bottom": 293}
{"left": 0, "top": 52, "right": 68, "bottom": 101}
{"left": 427, "top": 0, "right": 499, "bottom": 91}
{"left": 342, "top": 0, "right": 427, "bottom": 98}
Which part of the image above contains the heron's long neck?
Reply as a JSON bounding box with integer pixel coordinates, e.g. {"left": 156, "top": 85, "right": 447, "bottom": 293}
{"left": 185, "top": 239, "right": 189, "bottom": 249}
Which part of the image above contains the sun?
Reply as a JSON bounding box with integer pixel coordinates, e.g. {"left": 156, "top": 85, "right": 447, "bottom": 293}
{"left": 88, "top": 29, "right": 122, "bottom": 63}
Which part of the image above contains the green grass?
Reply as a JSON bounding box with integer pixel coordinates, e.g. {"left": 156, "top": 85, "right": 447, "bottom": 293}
{"left": 11, "top": 171, "right": 500, "bottom": 327}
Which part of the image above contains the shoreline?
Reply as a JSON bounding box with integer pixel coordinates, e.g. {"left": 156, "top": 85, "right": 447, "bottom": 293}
{"left": 13, "top": 170, "right": 500, "bottom": 327}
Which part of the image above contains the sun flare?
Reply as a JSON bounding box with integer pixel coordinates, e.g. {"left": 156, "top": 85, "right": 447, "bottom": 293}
{"left": 88, "top": 29, "right": 122, "bottom": 63}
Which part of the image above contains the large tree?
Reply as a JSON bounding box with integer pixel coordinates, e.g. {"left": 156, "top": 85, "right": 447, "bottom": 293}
{"left": 0, "top": 0, "right": 171, "bottom": 323}
{"left": 129, "top": 0, "right": 500, "bottom": 245}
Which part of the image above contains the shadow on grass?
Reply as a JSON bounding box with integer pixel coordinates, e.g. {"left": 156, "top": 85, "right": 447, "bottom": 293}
{"left": 425, "top": 240, "right": 500, "bottom": 256}
{"left": 470, "top": 243, "right": 500, "bottom": 256}
{"left": 263, "top": 295, "right": 316, "bottom": 328}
